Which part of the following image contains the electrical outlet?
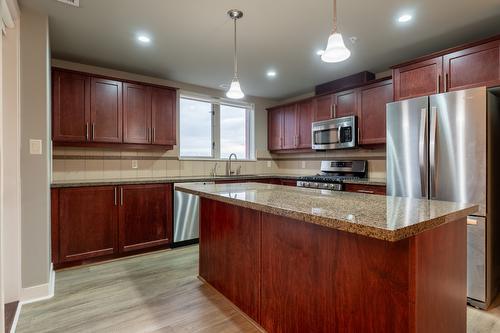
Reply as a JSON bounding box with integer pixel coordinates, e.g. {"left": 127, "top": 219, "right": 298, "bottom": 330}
{"left": 132, "top": 160, "right": 138, "bottom": 169}
{"left": 267, "top": 161, "right": 272, "bottom": 168}
{"left": 301, "top": 161, "right": 306, "bottom": 169}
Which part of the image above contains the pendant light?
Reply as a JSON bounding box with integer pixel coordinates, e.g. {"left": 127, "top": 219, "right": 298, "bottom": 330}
{"left": 321, "top": 0, "right": 351, "bottom": 63}
{"left": 226, "top": 9, "right": 245, "bottom": 99}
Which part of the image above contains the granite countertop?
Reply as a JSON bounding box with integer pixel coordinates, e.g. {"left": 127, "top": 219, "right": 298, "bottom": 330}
{"left": 51, "top": 175, "right": 386, "bottom": 188}
{"left": 175, "top": 182, "right": 477, "bottom": 242}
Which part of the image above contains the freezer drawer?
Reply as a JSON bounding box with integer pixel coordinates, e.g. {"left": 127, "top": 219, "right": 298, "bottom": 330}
{"left": 467, "top": 216, "right": 486, "bottom": 303}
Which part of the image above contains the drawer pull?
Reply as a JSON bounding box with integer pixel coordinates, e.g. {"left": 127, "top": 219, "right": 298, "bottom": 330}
{"left": 357, "top": 189, "right": 375, "bottom": 194}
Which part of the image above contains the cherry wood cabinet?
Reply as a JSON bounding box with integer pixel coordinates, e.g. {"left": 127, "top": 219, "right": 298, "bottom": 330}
{"left": 393, "top": 36, "right": 500, "bottom": 100}
{"left": 123, "top": 83, "right": 151, "bottom": 144}
{"left": 118, "top": 184, "right": 172, "bottom": 252}
{"left": 333, "top": 89, "right": 358, "bottom": 118}
{"left": 90, "top": 77, "right": 123, "bottom": 143}
{"left": 296, "top": 100, "right": 313, "bottom": 149}
{"left": 443, "top": 40, "right": 500, "bottom": 92}
{"left": 52, "top": 68, "right": 177, "bottom": 149}
{"left": 52, "top": 70, "right": 90, "bottom": 142}
{"left": 151, "top": 87, "right": 176, "bottom": 146}
{"left": 313, "top": 94, "right": 334, "bottom": 121}
{"left": 57, "top": 186, "right": 118, "bottom": 263}
{"left": 344, "top": 183, "right": 386, "bottom": 195}
{"left": 268, "top": 108, "right": 283, "bottom": 150}
{"left": 358, "top": 79, "right": 393, "bottom": 145}
{"left": 282, "top": 105, "right": 298, "bottom": 149}
{"left": 393, "top": 56, "right": 443, "bottom": 101}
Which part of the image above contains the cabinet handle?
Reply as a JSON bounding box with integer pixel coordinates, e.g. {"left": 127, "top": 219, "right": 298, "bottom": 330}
{"left": 330, "top": 104, "right": 334, "bottom": 118}
{"left": 153, "top": 127, "right": 156, "bottom": 143}
{"left": 85, "top": 123, "right": 89, "bottom": 141}
{"left": 333, "top": 103, "right": 337, "bottom": 118}
{"left": 357, "top": 189, "right": 375, "bottom": 194}
{"left": 444, "top": 73, "right": 448, "bottom": 92}
{"left": 297, "top": 135, "right": 300, "bottom": 147}
{"left": 147, "top": 128, "right": 151, "bottom": 142}
{"left": 114, "top": 187, "right": 117, "bottom": 206}
{"left": 437, "top": 75, "right": 440, "bottom": 93}
{"left": 92, "top": 123, "right": 95, "bottom": 141}
{"left": 357, "top": 128, "right": 361, "bottom": 144}
{"left": 120, "top": 187, "right": 123, "bottom": 206}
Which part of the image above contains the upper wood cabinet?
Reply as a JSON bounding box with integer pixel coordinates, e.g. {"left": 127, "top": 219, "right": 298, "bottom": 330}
{"left": 393, "top": 57, "right": 443, "bottom": 101}
{"left": 90, "top": 77, "right": 123, "bottom": 143}
{"left": 358, "top": 79, "right": 393, "bottom": 145}
{"left": 268, "top": 108, "right": 283, "bottom": 150}
{"left": 443, "top": 40, "right": 500, "bottom": 92}
{"left": 123, "top": 83, "right": 151, "bottom": 144}
{"left": 282, "top": 105, "right": 298, "bottom": 149}
{"left": 393, "top": 37, "right": 500, "bottom": 100}
{"left": 333, "top": 89, "right": 358, "bottom": 118}
{"left": 151, "top": 87, "right": 176, "bottom": 146}
{"left": 118, "top": 184, "right": 172, "bottom": 253}
{"left": 313, "top": 94, "right": 334, "bottom": 121}
{"left": 296, "top": 100, "right": 313, "bottom": 149}
{"left": 52, "top": 70, "right": 90, "bottom": 142}
{"left": 52, "top": 68, "right": 177, "bottom": 149}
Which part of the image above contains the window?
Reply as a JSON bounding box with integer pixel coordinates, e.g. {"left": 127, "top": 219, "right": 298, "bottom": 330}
{"left": 179, "top": 94, "right": 254, "bottom": 160}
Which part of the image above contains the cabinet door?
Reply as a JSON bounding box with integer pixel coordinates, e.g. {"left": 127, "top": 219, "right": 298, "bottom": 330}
{"left": 123, "top": 83, "right": 151, "bottom": 144}
{"left": 268, "top": 108, "right": 283, "bottom": 151}
{"left": 282, "top": 105, "right": 298, "bottom": 149}
{"left": 151, "top": 87, "right": 176, "bottom": 145}
{"left": 443, "top": 40, "right": 500, "bottom": 92}
{"left": 333, "top": 89, "right": 358, "bottom": 118}
{"left": 297, "top": 100, "right": 313, "bottom": 149}
{"left": 118, "top": 184, "right": 172, "bottom": 252}
{"left": 90, "top": 77, "right": 123, "bottom": 143}
{"left": 358, "top": 80, "right": 393, "bottom": 145}
{"left": 52, "top": 70, "right": 90, "bottom": 142}
{"left": 59, "top": 186, "right": 118, "bottom": 262}
{"left": 313, "top": 94, "right": 333, "bottom": 121}
{"left": 393, "top": 56, "right": 443, "bottom": 101}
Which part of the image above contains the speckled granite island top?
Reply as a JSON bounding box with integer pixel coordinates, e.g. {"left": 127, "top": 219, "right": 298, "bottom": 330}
{"left": 176, "top": 182, "right": 478, "bottom": 242}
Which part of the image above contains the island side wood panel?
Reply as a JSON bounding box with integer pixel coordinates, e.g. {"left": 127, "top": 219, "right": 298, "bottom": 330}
{"left": 199, "top": 198, "right": 261, "bottom": 323}
{"left": 198, "top": 198, "right": 467, "bottom": 333}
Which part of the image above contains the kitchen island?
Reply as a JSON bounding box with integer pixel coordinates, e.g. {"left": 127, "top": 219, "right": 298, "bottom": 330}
{"left": 175, "top": 182, "right": 478, "bottom": 333}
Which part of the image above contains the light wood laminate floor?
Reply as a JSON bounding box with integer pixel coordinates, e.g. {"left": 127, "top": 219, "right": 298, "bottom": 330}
{"left": 15, "top": 245, "right": 500, "bottom": 333}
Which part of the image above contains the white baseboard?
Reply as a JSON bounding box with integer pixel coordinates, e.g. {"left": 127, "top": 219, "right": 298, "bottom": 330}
{"left": 20, "top": 263, "right": 55, "bottom": 304}
{"left": 10, "top": 302, "right": 22, "bottom": 333}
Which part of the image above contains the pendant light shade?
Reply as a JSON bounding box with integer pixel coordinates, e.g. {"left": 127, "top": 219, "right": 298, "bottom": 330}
{"left": 226, "top": 77, "right": 244, "bottom": 99}
{"left": 226, "top": 9, "right": 245, "bottom": 99}
{"left": 321, "top": 32, "right": 351, "bottom": 63}
{"left": 321, "top": 0, "right": 350, "bottom": 63}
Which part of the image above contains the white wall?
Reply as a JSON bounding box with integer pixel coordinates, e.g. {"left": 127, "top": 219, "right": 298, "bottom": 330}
{"left": 19, "top": 8, "right": 51, "bottom": 292}
{"left": 2, "top": 15, "right": 20, "bottom": 303}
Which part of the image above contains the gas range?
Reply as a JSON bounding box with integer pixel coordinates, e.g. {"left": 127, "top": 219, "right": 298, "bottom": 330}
{"left": 297, "top": 160, "right": 367, "bottom": 191}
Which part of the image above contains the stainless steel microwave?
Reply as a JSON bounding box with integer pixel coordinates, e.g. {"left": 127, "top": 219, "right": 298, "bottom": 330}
{"left": 311, "top": 116, "right": 357, "bottom": 150}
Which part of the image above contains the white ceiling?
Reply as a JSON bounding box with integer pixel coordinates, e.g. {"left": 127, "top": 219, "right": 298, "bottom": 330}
{"left": 19, "top": 0, "right": 500, "bottom": 100}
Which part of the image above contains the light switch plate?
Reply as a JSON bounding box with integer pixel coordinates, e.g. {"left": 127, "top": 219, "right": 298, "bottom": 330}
{"left": 29, "top": 139, "right": 42, "bottom": 155}
{"left": 132, "top": 160, "right": 138, "bottom": 169}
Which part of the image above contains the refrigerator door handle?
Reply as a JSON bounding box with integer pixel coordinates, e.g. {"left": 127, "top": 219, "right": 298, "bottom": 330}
{"left": 429, "top": 106, "right": 438, "bottom": 199}
{"left": 419, "top": 108, "right": 428, "bottom": 198}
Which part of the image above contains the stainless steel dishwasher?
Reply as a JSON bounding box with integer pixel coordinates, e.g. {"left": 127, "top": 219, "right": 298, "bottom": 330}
{"left": 173, "top": 182, "right": 214, "bottom": 247}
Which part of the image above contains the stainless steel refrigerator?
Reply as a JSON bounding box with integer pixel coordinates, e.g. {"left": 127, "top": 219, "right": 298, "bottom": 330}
{"left": 386, "top": 86, "right": 500, "bottom": 309}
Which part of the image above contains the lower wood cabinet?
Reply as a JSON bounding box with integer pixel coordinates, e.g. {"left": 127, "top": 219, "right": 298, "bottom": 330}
{"left": 344, "top": 183, "right": 386, "bottom": 195}
{"left": 119, "top": 184, "right": 172, "bottom": 252}
{"left": 52, "top": 183, "right": 173, "bottom": 267}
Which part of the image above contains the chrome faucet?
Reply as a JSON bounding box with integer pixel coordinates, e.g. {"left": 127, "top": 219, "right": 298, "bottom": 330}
{"left": 226, "top": 153, "right": 237, "bottom": 176}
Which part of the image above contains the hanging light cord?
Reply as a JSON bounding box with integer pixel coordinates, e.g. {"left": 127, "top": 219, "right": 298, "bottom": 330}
{"left": 332, "top": 0, "right": 337, "bottom": 33}
{"left": 233, "top": 17, "right": 238, "bottom": 79}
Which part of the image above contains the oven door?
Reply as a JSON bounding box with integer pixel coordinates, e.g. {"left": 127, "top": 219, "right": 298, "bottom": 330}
{"left": 312, "top": 116, "right": 357, "bottom": 150}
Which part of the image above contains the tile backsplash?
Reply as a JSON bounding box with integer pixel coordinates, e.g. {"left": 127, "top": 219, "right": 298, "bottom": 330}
{"left": 52, "top": 147, "right": 386, "bottom": 182}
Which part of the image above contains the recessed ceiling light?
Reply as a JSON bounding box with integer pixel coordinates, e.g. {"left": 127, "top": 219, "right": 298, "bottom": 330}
{"left": 267, "top": 70, "right": 277, "bottom": 78}
{"left": 137, "top": 35, "right": 151, "bottom": 43}
{"left": 398, "top": 14, "right": 412, "bottom": 23}
{"left": 316, "top": 50, "right": 325, "bottom": 56}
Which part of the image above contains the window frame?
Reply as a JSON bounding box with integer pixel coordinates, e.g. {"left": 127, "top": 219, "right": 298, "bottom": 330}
{"left": 179, "top": 92, "right": 255, "bottom": 161}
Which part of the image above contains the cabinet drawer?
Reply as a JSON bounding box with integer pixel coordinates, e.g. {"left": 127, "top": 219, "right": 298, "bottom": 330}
{"left": 344, "top": 183, "right": 386, "bottom": 195}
